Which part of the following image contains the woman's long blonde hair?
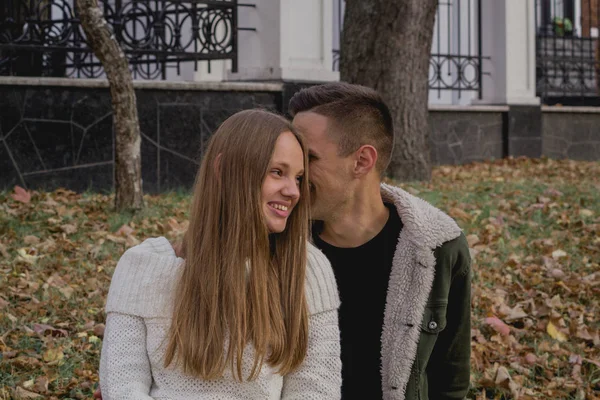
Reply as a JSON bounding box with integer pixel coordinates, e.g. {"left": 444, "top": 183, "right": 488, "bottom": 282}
{"left": 164, "top": 109, "right": 310, "bottom": 382}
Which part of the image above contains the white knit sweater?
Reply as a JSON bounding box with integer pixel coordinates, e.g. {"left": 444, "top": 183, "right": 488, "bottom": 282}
{"left": 99, "top": 237, "right": 342, "bottom": 400}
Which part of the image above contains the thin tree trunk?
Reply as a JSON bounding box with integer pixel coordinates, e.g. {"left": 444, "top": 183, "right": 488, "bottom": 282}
{"left": 341, "top": 0, "right": 438, "bottom": 181}
{"left": 76, "top": 0, "right": 144, "bottom": 210}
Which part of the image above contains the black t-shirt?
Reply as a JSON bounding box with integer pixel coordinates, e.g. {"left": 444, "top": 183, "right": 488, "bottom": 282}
{"left": 312, "top": 203, "right": 403, "bottom": 400}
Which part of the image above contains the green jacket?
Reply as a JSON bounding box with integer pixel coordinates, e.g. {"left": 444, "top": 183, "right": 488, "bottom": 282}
{"left": 380, "top": 184, "right": 471, "bottom": 400}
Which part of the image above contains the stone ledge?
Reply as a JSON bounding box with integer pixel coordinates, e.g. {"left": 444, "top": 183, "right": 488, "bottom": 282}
{"left": 542, "top": 105, "right": 600, "bottom": 114}
{"left": 429, "top": 104, "right": 509, "bottom": 112}
{"left": 0, "top": 77, "right": 284, "bottom": 92}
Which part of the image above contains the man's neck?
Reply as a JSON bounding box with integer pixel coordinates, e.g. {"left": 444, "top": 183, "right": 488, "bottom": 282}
{"left": 319, "top": 183, "right": 389, "bottom": 248}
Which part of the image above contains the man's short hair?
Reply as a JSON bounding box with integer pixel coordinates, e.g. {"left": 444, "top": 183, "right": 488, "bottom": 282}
{"left": 288, "top": 82, "right": 394, "bottom": 174}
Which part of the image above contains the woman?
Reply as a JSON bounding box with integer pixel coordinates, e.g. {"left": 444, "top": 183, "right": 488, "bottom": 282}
{"left": 99, "top": 110, "right": 341, "bottom": 399}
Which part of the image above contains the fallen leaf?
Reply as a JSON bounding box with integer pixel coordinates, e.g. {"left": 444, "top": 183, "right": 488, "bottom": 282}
{"left": 60, "top": 224, "right": 77, "bottom": 235}
{"left": 16, "top": 248, "right": 39, "bottom": 265}
{"left": 12, "top": 185, "right": 31, "bottom": 204}
{"left": 485, "top": 316, "right": 511, "bottom": 336}
{"left": 42, "top": 348, "right": 64, "bottom": 364}
{"left": 547, "top": 321, "right": 568, "bottom": 342}
{"left": 500, "top": 305, "right": 528, "bottom": 321}
{"left": 0, "top": 242, "right": 8, "bottom": 258}
{"left": 524, "top": 353, "right": 537, "bottom": 365}
{"left": 575, "top": 325, "right": 594, "bottom": 341}
{"left": 552, "top": 249, "right": 568, "bottom": 259}
{"left": 58, "top": 286, "right": 74, "bottom": 299}
{"left": 32, "top": 323, "right": 68, "bottom": 337}
{"left": 23, "top": 235, "right": 40, "bottom": 245}
{"left": 93, "top": 323, "right": 106, "bottom": 337}
{"left": 22, "top": 379, "right": 35, "bottom": 389}
{"left": 494, "top": 366, "right": 521, "bottom": 399}
{"left": 115, "top": 224, "right": 134, "bottom": 236}
{"left": 88, "top": 335, "right": 101, "bottom": 344}
{"left": 579, "top": 209, "right": 593, "bottom": 217}
{"left": 126, "top": 234, "right": 141, "bottom": 247}
{"left": 34, "top": 376, "right": 49, "bottom": 394}
{"left": 12, "top": 387, "right": 41, "bottom": 399}
{"left": 467, "top": 234, "right": 480, "bottom": 247}
{"left": 449, "top": 207, "right": 471, "bottom": 221}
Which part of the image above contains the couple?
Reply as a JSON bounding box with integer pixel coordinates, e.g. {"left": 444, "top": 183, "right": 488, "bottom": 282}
{"left": 97, "top": 83, "right": 471, "bottom": 400}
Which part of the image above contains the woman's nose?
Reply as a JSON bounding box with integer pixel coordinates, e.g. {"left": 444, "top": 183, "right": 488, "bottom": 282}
{"left": 281, "top": 178, "right": 300, "bottom": 199}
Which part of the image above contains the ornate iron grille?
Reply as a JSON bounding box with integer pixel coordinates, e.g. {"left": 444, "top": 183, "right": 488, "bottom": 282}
{"left": 535, "top": 0, "right": 600, "bottom": 105}
{"left": 0, "top": 0, "right": 238, "bottom": 79}
{"left": 332, "top": 0, "right": 488, "bottom": 99}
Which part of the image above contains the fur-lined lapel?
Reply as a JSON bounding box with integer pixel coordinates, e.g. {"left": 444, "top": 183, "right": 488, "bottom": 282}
{"left": 379, "top": 184, "right": 462, "bottom": 400}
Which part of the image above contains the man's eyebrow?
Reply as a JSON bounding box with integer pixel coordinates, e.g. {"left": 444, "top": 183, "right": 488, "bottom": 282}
{"left": 308, "top": 150, "right": 319, "bottom": 159}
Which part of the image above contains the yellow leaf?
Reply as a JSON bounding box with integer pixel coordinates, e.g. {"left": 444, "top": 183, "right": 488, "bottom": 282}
{"left": 17, "top": 248, "right": 39, "bottom": 265}
{"left": 88, "top": 335, "right": 101, "bottom": 344}
{"left": 22, "top": 379, "right": 35, "bottom": 389}
{"left": 42, "top": 348, "right": 64, "bottom": 364}
{"left": 547, "top": 321, "right": 568, "bottom": 342}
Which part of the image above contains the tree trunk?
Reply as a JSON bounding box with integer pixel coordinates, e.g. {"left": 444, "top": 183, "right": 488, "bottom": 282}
{"left": 76, "top": 0, "right": 144, "bottom": 210}
{"left": 341, "top": 0, "right": 438, "bottom": 181}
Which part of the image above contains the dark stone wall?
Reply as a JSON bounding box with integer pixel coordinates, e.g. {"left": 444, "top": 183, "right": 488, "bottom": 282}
{"left": 1, "top": 83, "right": 599, "bottom": 193}
{"left": 428, "top": 110, "right": 504, "bottom": 165}
{"left": 542, "top": 111, "right": 600, "bottom": 161}
{"left": 0, "top": 85, "right": 280, "bottom": 192}
{"left": 507, "top": 105, "right": 543, "bottom": 158}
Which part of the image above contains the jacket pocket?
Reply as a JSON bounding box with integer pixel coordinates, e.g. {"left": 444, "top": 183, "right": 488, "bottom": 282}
{"left": 416, "top": 304, "right": 447, "bottom": 373}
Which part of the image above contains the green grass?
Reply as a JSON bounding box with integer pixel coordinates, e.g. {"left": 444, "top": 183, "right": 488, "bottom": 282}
{"left": 1, "top": 158, "right": 599, "bottom": 399}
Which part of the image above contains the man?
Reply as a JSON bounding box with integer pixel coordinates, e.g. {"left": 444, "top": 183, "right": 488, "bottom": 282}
{"left": 95, "top": 82, "right": 470, "bottom": 400}
{"left": 289, "top": 82, "right": 471, "bottom": 400}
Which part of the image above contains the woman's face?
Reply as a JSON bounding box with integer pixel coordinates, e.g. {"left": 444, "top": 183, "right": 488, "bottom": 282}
{"left": 261, "top": 131, "right": 304, "bottom": 233}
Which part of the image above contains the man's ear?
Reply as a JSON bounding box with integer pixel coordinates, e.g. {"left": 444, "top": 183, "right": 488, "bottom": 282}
{"left": 354, "top": 145, "right": 378, "bottom": 177}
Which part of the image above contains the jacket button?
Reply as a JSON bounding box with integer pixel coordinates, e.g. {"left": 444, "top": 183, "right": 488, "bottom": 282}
{"left": 428, "top": 321, "right": 438, "bottom": 330}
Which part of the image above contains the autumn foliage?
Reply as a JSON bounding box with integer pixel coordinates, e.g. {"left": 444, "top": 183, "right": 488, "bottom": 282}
{"left": 1, "top": 157, "right": 599, "bottom": 399}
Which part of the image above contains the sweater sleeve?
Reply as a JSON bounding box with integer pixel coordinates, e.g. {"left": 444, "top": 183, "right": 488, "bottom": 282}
{"left": 281, "top": 309, "right": 342, "bottom": 399}
{"left": 281, "top": 243, "right": 342, "bottom": 399}
{"left": 99, "top": 313, "right": 155, "bottom": 400}
{"left": 100, "top": 237, "right": 180, "bottom": 399}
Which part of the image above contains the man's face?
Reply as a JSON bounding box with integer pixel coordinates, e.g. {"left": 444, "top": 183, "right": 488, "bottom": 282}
{"left": 292, "top": 112, "right": 354, "bottom": 221}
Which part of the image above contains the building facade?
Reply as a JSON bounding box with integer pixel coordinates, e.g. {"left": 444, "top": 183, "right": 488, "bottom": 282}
{"left": 1, "top": 0, "right": 599, "bottom": 192}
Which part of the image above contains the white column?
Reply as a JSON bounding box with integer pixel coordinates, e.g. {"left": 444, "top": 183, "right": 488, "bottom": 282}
{"left": 227, "top": 0, "right": 339, "bottom": 82}
{"left": 476, "top": 0, "right": 540, "bottom": 105}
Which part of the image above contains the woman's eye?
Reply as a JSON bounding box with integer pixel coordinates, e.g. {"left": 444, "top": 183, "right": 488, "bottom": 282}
{"left": 296, "top": 175, "right": 303, "bottom": 184}
{"left": 271, "top": 169, "right": 282, "bottom": 176}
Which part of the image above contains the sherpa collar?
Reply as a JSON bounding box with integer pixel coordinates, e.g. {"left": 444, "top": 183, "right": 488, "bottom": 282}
{"left": 379, "top": 183, "right": 462, "bottom": 400}
{"left": 380, "top": 183, "right": 462, "bottom": 251}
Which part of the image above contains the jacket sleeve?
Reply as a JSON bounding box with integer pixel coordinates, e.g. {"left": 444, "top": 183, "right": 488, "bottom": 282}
{"left": 427, "top": 233, "right": 472, "bottom": 400}
{"left": 99, "top": 312, "right": 155, "bottom": 400}
{"left": 281, "top": 309, "right": 342, "bottom": 399}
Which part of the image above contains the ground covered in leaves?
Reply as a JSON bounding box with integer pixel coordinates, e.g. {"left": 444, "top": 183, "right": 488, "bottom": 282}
{"left": 1, "top": 158, "right": 599, "bottom": 399}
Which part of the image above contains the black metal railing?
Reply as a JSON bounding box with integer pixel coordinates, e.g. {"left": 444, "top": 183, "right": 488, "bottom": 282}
{"left": 535, "top": 0, "right": 600, "bottom": 105}
{"left": 332, "top": 0, "right": 488, "bottom": 99}
{"left": 0, "top": 0, "right": 238, "bottom": 79}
